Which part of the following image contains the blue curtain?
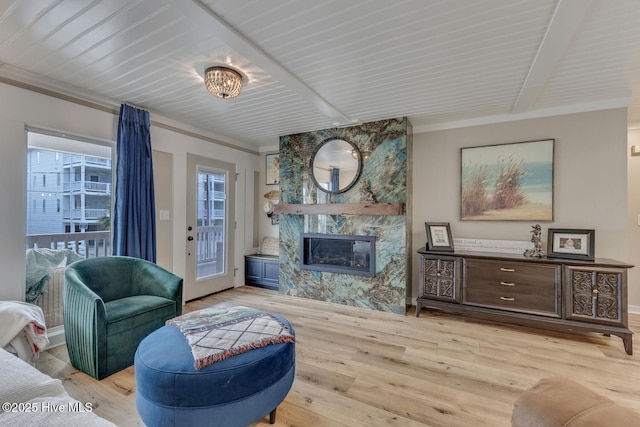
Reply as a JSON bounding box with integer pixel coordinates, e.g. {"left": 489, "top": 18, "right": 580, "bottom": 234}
{"left": 112, "top": 104, "right": 156, "bottom": 262}
{"left": 331, "top": 167, "right": 340, "bottom": 192}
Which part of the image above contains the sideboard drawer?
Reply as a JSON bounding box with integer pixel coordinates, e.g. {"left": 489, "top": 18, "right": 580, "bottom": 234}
{"left": 463, "top": 259, "right": 561, "bottom": 317}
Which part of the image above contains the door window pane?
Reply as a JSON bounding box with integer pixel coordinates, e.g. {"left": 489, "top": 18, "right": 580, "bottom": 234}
{"left": 196, "top": 169, "right": 225, "bottom": 279}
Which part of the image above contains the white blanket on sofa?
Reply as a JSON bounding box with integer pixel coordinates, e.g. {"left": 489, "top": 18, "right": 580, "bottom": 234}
{"left": 0, "top": 301, "right": 49, "bottom": 364}
{"left": 0, "top": 347, "right": 116, "bottom": 426}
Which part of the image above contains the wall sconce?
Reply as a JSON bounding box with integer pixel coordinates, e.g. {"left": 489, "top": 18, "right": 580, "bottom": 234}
{"left": 632, "top": 145, "right": 640, "bottom": 156}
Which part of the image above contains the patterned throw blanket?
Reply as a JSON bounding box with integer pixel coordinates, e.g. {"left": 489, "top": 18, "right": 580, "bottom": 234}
{"left": 167, "top": 306, "right": 295, "bottom": 370}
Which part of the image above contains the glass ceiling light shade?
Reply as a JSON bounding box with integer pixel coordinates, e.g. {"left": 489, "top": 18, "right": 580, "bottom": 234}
{"left": 204, "top": 66, "right": 243, "bottom": 99}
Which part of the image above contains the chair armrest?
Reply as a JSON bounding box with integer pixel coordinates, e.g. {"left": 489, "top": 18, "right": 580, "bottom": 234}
{"left": 132, "top": 262, "right": 183, "bottom": 316}
{"left": 63, "top": 268, "right": 107, "bottom": 379}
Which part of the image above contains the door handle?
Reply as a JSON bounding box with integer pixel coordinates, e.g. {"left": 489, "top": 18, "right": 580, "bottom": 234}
{"left": 187, "top": 236, "right": 194, "bottom": 241}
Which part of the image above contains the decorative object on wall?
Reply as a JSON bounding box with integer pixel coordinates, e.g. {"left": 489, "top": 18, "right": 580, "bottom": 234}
{"left": 266, "top": 153, "right": 280, "bottom": 185}
{"left": 461, "top": 139, "right": 554, "bottom": 221}
{"left": 263, "top": 201, "right": 279, "bottom": 225}
{"left": 310, "top": 138, "right": 362, "bottom": 194}
{"left": 264, "top": 190, "right": 280, "bottom": 200}
{"left": 425, "top": 222, "right": 455, "bottom": 252}
{"left": 547, "top": 228, "right": 595, "bottom": 261}
{"left": 523, "top": 224, "right": 545, "bottom": 258}
{"left": 204, "top": 66, "right": 243, "bottom": 99}
{"left": 263, "top": 189, "right": 280, "bottom": 225}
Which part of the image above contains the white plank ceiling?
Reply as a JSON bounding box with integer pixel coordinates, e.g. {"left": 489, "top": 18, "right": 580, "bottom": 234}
{"left": 1, "top": 0, "right": 640, "bottom": 151}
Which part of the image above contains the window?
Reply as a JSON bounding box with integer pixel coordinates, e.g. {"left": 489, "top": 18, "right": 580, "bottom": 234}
{"left": 26, "top": 130, "right": 113, "bottom": 254}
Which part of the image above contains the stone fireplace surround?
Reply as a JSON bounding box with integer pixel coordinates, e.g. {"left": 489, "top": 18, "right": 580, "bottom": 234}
{"left": 277, "top": 118, "right": 412, "bottom": 314}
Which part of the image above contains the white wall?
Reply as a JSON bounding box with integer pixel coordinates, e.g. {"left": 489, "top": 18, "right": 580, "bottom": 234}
{"left": 0, "top": 82, "right": 261, "bottom": 301}
{"left": 412, "top": 108, "right": 637, "bottom": 306}
{"left": 628, "top": 128, "right": 640, "bottom": 308}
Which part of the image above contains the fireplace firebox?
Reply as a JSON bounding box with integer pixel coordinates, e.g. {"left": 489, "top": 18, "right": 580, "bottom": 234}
{"left": 300, "top": 233, "right": 375, "bottom": 277}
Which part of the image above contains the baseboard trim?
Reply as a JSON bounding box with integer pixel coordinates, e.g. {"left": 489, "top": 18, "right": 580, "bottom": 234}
{"left": 46, "top": 325, "right": 66, "bottom": 349}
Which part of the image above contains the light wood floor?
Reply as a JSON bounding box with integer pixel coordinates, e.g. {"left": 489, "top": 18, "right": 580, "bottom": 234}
{"left": 37, "top": 286, "right": 640, "bottom": 426}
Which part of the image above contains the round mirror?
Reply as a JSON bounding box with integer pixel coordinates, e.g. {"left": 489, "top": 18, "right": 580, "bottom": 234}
{"left": 310, "top": 138, "right": 362, "bottom": 194}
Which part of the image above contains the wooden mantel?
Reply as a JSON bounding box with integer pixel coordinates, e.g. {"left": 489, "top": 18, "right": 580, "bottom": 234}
{"left": 273, "top": 202, "right": 405, "bottom": 216}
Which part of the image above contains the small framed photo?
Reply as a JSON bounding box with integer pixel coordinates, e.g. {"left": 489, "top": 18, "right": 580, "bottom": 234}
{"left": 547, "top": 228, "right": 595, "bottom": 261}
{"left": 266, "top": 153, "right": 280, "bottom": 185}
{"left": 425, "top": 222, "right": 455, "bottom": 252}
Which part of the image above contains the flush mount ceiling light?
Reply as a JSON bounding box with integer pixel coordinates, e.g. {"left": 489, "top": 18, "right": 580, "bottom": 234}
{"left": 204, "top": 66, "right": 243, "bottom": 99}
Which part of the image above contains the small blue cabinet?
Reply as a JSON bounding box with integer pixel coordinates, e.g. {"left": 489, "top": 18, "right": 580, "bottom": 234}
{"left": 245, "top": 254, "right": 279, "bottom": 290}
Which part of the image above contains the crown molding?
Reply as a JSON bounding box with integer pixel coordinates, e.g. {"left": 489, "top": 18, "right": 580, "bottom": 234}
{"left": 0, "top": 63, "right": 259, "bottom": 155}
{"left": 411, "top": 98, "right": 631, "bottom": 134}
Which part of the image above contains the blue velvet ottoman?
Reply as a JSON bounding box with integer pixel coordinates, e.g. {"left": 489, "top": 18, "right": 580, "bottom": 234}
{"left": 134, "top": 313, "right": 295, "bottom": 427}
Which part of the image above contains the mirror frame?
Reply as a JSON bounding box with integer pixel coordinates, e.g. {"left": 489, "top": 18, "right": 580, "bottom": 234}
{"left": 309, "top": 137, "right": 363, "bottom": 194}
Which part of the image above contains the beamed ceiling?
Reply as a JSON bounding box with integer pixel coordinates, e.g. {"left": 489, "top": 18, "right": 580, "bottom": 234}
{"left": 1, "top": 0, "right": 640, "bottom": 151}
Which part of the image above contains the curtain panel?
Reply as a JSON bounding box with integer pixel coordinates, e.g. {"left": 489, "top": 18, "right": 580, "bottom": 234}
{"left": 331, "top": 167, "right": 340, "bottom": 192}
{"left": 112, "top": 104, "right": 156, "bottom": 262}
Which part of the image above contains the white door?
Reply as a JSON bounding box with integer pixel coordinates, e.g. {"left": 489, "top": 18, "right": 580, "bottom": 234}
{"left": 184, "top": 154, "right": 236, "bottom": 301}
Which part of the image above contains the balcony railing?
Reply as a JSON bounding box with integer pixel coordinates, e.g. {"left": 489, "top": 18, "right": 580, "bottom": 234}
{"left": 63, "top": 209, "right": 109, "bottom": 220}
{"left": 63, "top": 181, "right": 111, "bottom": 193}
{"left": 26, "top": 231, "right": 111, "bottom": 258}
{"left": 197, "top": 225, "right": 224, "bottom": 264}
{"left": 64, "top": 154, "right": 111, "bottom": 167}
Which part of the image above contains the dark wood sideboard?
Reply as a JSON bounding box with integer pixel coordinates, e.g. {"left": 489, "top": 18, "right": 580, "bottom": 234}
{"left": 416, "top": 248, "right": 634, "bottom": 354}
{"left": 245, "top": 254, "right": 279, "bottom": 290}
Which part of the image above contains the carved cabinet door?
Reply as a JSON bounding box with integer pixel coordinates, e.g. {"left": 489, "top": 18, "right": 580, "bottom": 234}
{"left": 564, "top": 265, "right": 627, "bottom": 327}
{"left": 419, "top": 254, "right": 461, "bottom": 303}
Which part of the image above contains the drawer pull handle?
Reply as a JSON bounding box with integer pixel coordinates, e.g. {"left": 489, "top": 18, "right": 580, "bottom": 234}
{"left": 500, "top": 296, "right": 515, "bottom": 301}
{"left": 500, "top": 281, "right": 515, "bottom": 287}
{"left": 500, "top": 268, "right": 515, "bottom": 272}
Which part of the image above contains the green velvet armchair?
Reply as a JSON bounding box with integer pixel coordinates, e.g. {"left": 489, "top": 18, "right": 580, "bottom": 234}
{"left": 63, "top": 256, "right": 183, "bottom": 380}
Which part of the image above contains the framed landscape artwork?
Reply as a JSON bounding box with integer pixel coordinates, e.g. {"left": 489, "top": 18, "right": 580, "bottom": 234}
{"left": 461, "top": 139, "right": 554, "bottom": 221}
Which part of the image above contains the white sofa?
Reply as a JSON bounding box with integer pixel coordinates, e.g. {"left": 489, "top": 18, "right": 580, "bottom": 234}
{"left": 0, "top": 347, "right": 115, "bottom": 426}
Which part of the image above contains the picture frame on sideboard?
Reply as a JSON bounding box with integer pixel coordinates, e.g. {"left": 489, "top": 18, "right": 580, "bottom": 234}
{"left": 425, "top": 222, "right": 455, "bottom": 252}
{"left": 547, "top": 228, "right": 595, "bottom": 261}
